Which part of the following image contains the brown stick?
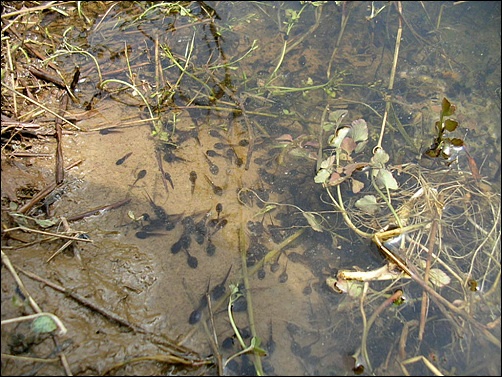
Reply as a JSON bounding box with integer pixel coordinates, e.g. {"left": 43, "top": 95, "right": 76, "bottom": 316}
{"left": 55, "top": 92, "right": 69, "bottom": 184}
{"left": 15, "top": 266, "right": 202, "bottom": 358}
{"left": 65, "top": 198, "right": 131, "bottom": 222}
{"left": 18, "top": 160, "right": 82, "bottom": 214}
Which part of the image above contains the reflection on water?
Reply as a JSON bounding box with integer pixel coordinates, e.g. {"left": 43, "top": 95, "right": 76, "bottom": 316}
{"left": 1, "top": 1, "right": 500, "bottom": 376}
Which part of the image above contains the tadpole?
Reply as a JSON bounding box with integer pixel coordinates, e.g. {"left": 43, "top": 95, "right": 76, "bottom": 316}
{"left": 211, "top": 219, "right": 227, "bottom": 236}
{"left": 278, "top": 260, "right": 289, "bottom": 283}
{"left": 115, "top": 152, "right": 132, "bottom": 165}
{"left": 211, "top": 265, "right": 232, "bottom": 301}
{"left": 270, "top": 259, "right": 280, "bottom": 273}
{"left": 135, "top": 231, "right": 167, "bottom": 239}
{"left": 204, "top": 154, "right": 219, "bottom": 175}
{"left": 206, "top": 149, "right": 223, "bottom": 158}
{"left": 131, "top": 169, "right": 147, "bottom": 186}
{"left": 171, "top": 239, "right": 183, "bottom": 254}
{"left": 216, "top": 203, "right": 223, "bottom": 219}
{"left": 204, "top": 175, "right": 223, "bottom": 196}
{"left": 189, "top": 171, "right": 197, "bottom": 195}
{"left": 188, "top": 308, "right": 202, "bottom": 324}
{"left": 206, "top": 239, "right": 216, "bottom": 256}
{"left": 184, "top": 249, "right": 198, "bottom": 269}
{"left": 257, "top": 267, "right": 266, "bottom": 280}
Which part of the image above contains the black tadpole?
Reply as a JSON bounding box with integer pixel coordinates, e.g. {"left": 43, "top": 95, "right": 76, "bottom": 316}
{"left": 189, "top": 171, "right": 197, "bottom": 195}
{"left": 115, "top": 152, "right": 132, "bottom": 165}
{"left": 185, "top": 249, "right": 198, "bottom": 269}
{"left": 211, "top": 264, "right": 232, "bottom": 301}
{"left": 216, "top": 203, "right": 223, "bottom": 219}
{"left": 132, "top": 169, "right": 147, "bottom": 186}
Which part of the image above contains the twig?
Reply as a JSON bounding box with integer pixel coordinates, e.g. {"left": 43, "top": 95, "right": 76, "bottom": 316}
{"left": 65, "top": 198, "right": 131, "bottom": 222}
{"left": 2, "top": 226, "right": 93, "bottom": 243}
{"left": 374, "top": 1, "right": 403, "bottom": 154}
{"left": 14, "top": 265, "right": 202, "bottom": 358}
{"left": 1, "top": 250, "right": 43, "bottom": 313}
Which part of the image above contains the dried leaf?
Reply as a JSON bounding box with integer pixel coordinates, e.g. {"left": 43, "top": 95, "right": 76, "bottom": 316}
{"left": 351, "top": 178, "right": 365, "bottom": 194}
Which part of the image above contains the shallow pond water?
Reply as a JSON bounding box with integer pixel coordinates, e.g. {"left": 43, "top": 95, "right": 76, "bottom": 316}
{"left": 1, "top": 1, "right": 500, "bottom": 376}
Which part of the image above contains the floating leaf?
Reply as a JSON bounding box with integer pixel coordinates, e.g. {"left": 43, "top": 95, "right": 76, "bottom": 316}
{"left": 31, "top": 315, "right": 57, "bottom": 334}
{"left": 344, "top": 162, "right": 368, "bottom": 177}
{"left": 302, "top": 212, "right": 323, "bottom": 232}
{"left": 350, "top": 119, "right": 368, "bottom": 143}
{"left": 375, "top": 168, "right": 398, "bottom": 190}
{"left": 355, "top": 195, "right": 379, "bottom": 214}
{"left": 451, "top": 138, "right": 464, "bottom": 146}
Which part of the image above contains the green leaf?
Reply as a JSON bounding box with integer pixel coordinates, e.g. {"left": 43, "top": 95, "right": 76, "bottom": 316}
{"left": 444, "top": 119, "right": 458, "bottom": 132}
{"left": 355, "top": 195, "right": 379, "bottom": 214}
{"left": 34, "top": 218, "right": 58, "bottom": 228}
{"left": 441, "top": 97, "right": 456, "bottom": 116}
{"left": 31, "top": 315, "right": 57, "bottom": 334}
{"left": 250, "top": 337, "right": 268, "bottom": 357}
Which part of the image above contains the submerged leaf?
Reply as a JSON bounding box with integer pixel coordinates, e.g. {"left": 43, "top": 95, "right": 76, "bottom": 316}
{"left": 314, "top": 168, "right": 331, "bottom": 183}
{"left": 371, "top": 148, "right": 390, "bottom": 165}
{"left": 355, "top": 195, "right": 379, "bottom": 214}
{"left": 441, "top": 97, "right": 456, "bottom": 116}
{"left": 350, "top": 119, "right": 368, "bottom": 143}
{"left": 302, "top": 212, "right": 323, "bottom": 232}
{"left": 429, "top": 268, "right": 451, "bottom": 287}
{"left": 375, "top": 168, "right": 398, "bottom": 190}
{"left": 328, "top": 109, "right": 348, "bottom": 126}
{"left": 328, "top": 126, "right": 350, "bottom": 148}
{"left": 444, "top": 119, "right": 458, "bottom": 132}
{"left": 32, "top": 316, "right": 57, "bottom": 334}
{"left": 351, "top": 179, "right": 365, "bottom": 194}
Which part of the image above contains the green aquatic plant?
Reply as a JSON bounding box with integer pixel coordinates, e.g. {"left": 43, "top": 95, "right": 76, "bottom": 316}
{"left": 423, "top": 97, "right": 463, "bottom": 164}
